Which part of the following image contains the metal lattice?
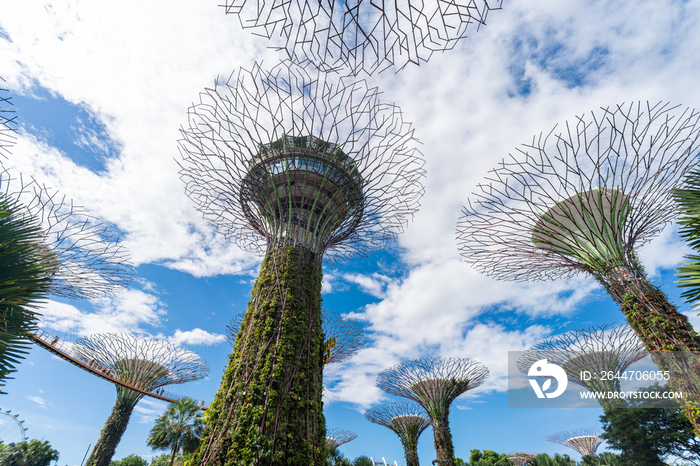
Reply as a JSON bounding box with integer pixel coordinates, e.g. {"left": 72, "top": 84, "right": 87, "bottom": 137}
{"left": 325, "top": 428, "right": 357, "bottom": 448}
{"left": 0, "top": 78, "right": 17, "bottom": 158}
{"left": 457, "top": 101, "right": 700, "bottom": 282}
{"left": 221, "top": 0, "right": 502, "bottom": 76}
{"left": 364, "top": 402, "right": 430, "bottom": 442}
{"left": 178, "top": 60, "right": 425, "bottom": 263}
{"left": 74, "top": 333, "right": 210, "bottom": 397}
{"left": 517, "top": 324, "right": 647, "bottom": 398}
{"left": 545, "top": 428, "right": 604, "bottom": 457}
{"left": 0, "top": 169, "right": 133, "bottom": 298}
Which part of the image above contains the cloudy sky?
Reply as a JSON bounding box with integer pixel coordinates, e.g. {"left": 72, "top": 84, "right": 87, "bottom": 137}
{"left": 1, "top": 0, "right": 700, "bottom": 464}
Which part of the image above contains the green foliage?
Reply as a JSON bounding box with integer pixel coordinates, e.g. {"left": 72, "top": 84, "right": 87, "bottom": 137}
{"left": 86, "top": 394, "right": 138, "bottom": 466}
{"left": 150, "top": 453, "right": 184, "bottom": 466}
{"left": 600, "top": 384, "right": 700, "bottom": 465}
{"left": 325, "top": 446, "right": 351, "bottom": 466}
{"left": 468, "top": 449, "right": 510, "bottom": 465}
{"left": 189, "top": 246, "right": 326, "bottom": 465}
{"left": 147, "top": 397, "right": 203, "bottom": 466}
{"left": 580, "top": 453, "right": 622, "bottom": 466}
{"left": 674, "top": 167, "right": 700, "bottom": 309}
{"left": 351, "top": 456, "right": 373, "bottom": 466}
{"left": 0, "top": 194, "right": 52, "bottom": 392}
{"left": 527, "top": 453, "right": 574, "bottom": 466}
{"left": 0, "top": 439, "right": 59, "bottom": 466}
{"left": 110, "top": 454, "right": 148, "bottom": 466}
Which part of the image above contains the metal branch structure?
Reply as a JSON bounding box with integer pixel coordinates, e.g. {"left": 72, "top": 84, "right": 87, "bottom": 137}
{"left": 545, "top": 428, "right": 604, "bottom": 458}
{"left": 365, "top": 402, "right": 430, "bottom": 466}
{"left": 0, "top": 78, "right": 17, "bottom": 158}
{"left": 227, "top": 309, "right": 366, "bottom": 365}
{"left": 517, "top": 324, "right": 646, "bottom": 409}
{"left": 325, "top": 428, "right": 357, "bottom": 448}
{"left": 0, "top": 170, "right": 133, "bottom": 298}
{"left": 376, "top": 357, "right": 488, "bottom": 466}
{"left": 74, "top": 333, "right": 209, "bottom": 466}
{"left": 179, "top": 60, "right": 424, "bottom": 466}
{"left": 221, "top": 0, "right": 502, "bottom": 76}
{"left": 506, "top": 453, "right": 536, "bottom": 466}
{"left": 457, "top": 101, "right": 700, "bottom": 433}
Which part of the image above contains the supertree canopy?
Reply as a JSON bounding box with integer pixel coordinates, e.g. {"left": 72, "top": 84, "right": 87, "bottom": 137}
{"left": 506, "top": 453, "right": 536, "bottom": 466}
{"left": 517, "top": 324, "right": 646, "bottom": 408}
{"left": 545, "top": 428, "right": 604, "bottom": 458}
{"left": 179, "top": 60, "right": 424, "bottom": 466}
{"left": 376, "top": 357, "right": 488, "bottom": 466}
{"left": 457, "top": 101, "right": 700, "bottom": 433}
{"left": 226, "top": 310, "right": 366, "bottom": 364}
{"left": 74, "top": 333, "right": 209, "bottom": 466}
{"left": 365, "top": 402, "right": 431, "bottom": 466}
{"left": 221, "top": 0, "right": 502, "bottom": 76}
{"left": 0, "top": 170, "right": 133, "bottom": 299}
{"left": 325, "top": 428, "right": 357, "bottom": 448}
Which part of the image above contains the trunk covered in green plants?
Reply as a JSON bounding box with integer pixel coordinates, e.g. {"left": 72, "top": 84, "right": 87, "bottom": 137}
{"left": 398, "top": 431, "right": 421, "bottom": 466}
{"left": 85, "top": 390, "right": 139, "bottom": 466}
{"left": 601, "top": 264, "right": 700, "bottom": 436}
{"left": 431, "top": 415, "right": 455, "bottom": 466}
{"left": 191, "top": 245, "right": 325, "bottom": 466}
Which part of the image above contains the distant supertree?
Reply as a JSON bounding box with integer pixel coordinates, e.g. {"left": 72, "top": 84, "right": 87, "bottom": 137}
{"left": 506, "top": 453, "right": 536, "bottom": 466}
{"left": 221, "top": 0, "right": 502, "bottom": 76}
{"left": 376, "top": 357, "right": 489, "bottom": 466}
{"left": 365, "top": 402, "right": 430, "bottom": 466}
{"left": 325, "top": 428, "right": 357, "bottom": 448}
{"left": 226, "top": 310, "right": 366, "bottom": 365}
{"left": 179, "top": 60, "right": 424, "bottom": 465}
{"left": 545, "top": 428, "right": 604, "bottom": 458}
{"left": 0, "top": 170, "right": 133, "bottom": 299}
{"left": 517, "top": 324, "right": 646, "bottom": 408}
{"left": 457, "top": 102, "right": 700, "bottom": 433}
{"left": 0, "top": 78, "right": 17, "bottom": 157}
{"left": 74, "top": 333, "right": 209, "bottom": 466}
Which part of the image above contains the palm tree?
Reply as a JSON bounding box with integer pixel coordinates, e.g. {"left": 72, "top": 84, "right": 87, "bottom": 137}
{"left": 0, "top": 194, "right": 52, "bottom": 392}
{"left": 0, "top": 439, "right": 59, "bottom": 466}
{"left": 674, "top": 167, "right": 700, "bottom": 309}
{"left": 146, "top": 397, "right": 204, "bottom": 466}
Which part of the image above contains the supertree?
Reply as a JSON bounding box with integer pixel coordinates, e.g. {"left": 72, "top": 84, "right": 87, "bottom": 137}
{"left": 221, "top": 0, "right": 502, "bottom": 76}
{"left": 516, "top": 324, "right": 647, "bottom": 409}
{"left": 506, "top": 453, "right": 536, "bottom": 466}
{"left": 456, "top": 101, "right": 700, "bottom": 433}
{"left": 74, "top": 333, "right": 210, "bottom": 466}
{"left": 0, "top": 78, "right": 17, "bottom": 157}
{"left": 376, "top": 357, "right": 489, "bottom": 466}
{"left": 365, "top": 402, "right": 431, "bottom": 466}
{"left": 325, "top": 428, "right": 358, "bottom": 448}
{"left": 226, "top": 310, "right": 366, "bottom": 365}
{"left": 0, "top": 169, "right": 133, "bottom": 299}
{"left": 545, "top": 428, "right": 604, "bottom": 458}
{"left": 178, "top": 60, "right": 424, "bottom": 466}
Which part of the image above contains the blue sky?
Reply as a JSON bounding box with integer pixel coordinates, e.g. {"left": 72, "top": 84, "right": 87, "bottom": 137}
{"left": 1, "top": 0, "right": 700, "bottom": 465}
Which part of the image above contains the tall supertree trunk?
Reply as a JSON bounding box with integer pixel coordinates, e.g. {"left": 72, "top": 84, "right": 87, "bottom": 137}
{"left": 193, "top": 245, "right": 326, "bottom": 466}
{"left": 85, "top": 390, "right": 138, "bottom": 466}
{"left": 601, "top": 265, "right": 700, "bottom": 435}
{"left": 399, "top": 433, "right": 421, "bottom": 466}
{"left": 431, "top": 414, "right": 455, "bottom": 466}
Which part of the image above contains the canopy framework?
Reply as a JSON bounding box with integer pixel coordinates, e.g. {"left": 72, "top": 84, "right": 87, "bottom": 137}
{"left": 180, "top": 60, "right": 424, "bottom": 466}
{"left": 545, "top": 428, "right": 604, "bottom": 458}
{"left": 221, "top": 0, "right": 502, "bottom": 76}
{"left": 0, "top": 170, "right": 133, "bottom": 299}
{"left": 325, "top": 428, "right": 357, "bottom": 448}
{"left": 376, "top": 357, "right": 488, "bottom": 466}
{"left": 457, "top": 101, "right": 700, "bottom": 434}
{"left": 74, "top": 333, "right": 209, "bottom": 466}
{"left": 506, "top": 453, "right": 536, "bottom": 466}
{"left": 517, "top": 324, "right": 646, "bottom": 408}
{"left": 0, "top": 78, "right": 17, "bottom": 158}
{"left": 365, "top": 402, "right": 430, "bottom": 466}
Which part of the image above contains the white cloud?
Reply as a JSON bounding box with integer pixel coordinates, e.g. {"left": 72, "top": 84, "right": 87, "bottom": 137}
{"left": 168, "top": 328, "right": 226, "bottom": 346}
{"left": 26, "top": 395, "right": 52, "bottom": 409}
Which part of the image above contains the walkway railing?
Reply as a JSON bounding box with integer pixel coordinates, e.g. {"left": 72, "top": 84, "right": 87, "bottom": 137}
{"left": 30, "top": 329, "right": 208, "bottom": 410}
